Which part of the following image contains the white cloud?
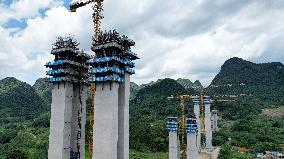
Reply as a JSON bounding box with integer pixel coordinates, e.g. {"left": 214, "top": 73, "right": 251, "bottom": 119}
{"left": 0, "top": 0, "right": 284, "bottom": 86}
{"left": 0, "top": 0, "right": 62, "bottom": 24}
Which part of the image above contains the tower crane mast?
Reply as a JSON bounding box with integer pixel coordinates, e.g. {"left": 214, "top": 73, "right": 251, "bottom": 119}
{"left": 69, "top": 0, "right": 104, "bottom": 157}
{"left": 168, "top": 94, "right": 195, "bottom": 159}
{"left": 70, "top": 0, "right": 104, "bottom": 39}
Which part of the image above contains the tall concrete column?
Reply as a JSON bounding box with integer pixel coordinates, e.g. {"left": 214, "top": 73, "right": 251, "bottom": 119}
{"left": 93, "top": 82, "right": 119, "bottom": 159}
{"left": 205, "top": 104, "right": 212, "bottom": 150}
{"left": 169, "top": 131, "right": 179, "bottom": 159}
{"left": 167, "top": 117, "right": 179, "bottom": 159}
{"left": 212, "top": 110, "right": 218, "bottom": 132}
{"left": 187, "top": 133, "right": 200, "bottom": 159}
{"left": 48, "top": 83, "right": 73, "bottom": 159}
{"left": 186, "top": 118, "right": 200, "bottom": 159}
{"left": 193, "top": 103, "right": 201, "bottom": 148}
{"left": 118, "top": 74, "right": 130, "bottom": 159}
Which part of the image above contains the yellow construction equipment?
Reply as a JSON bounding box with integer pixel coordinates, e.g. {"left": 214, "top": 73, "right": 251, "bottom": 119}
{"left": 69, "top": 0, "right": 104, "bottom": 157}
{"left": 168, "top": 94, "right": 195, "bottom": 159}
{"left": 88, "top": 85, "right": 95, "bottom": 156}
{"left": 199, "top": 90, "right": 207, "bottom": 158}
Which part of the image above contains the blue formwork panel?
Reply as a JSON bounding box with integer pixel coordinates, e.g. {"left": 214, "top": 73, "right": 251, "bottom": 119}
{"left": 125, "top": 66, "right": 135, "bottom": 74}
{"left": 167, "top": 124, "right": 178, "bottom": 132}
{"left": 87, "top": 57, "right": 123, "bottom": 64}
{"left": 126, "top": 51, "right": 139, "bottom": 60}
{"left": 47, "top": 77, "right": 63, "bottom": 82}
{"left": 186, "top": 124, "right": 198, "bottom": 133}
{"left": 88, "top": 67, "right": 124, "bottom": 74}
{"left": 204, "top": 100, "right": 210, "bottom": 104}
{"left": 87, "top": 57, "right": 136, "bottom": 67}
{"left": 88, "top": 75, "right": 125, "bottom": 83}
{"left": 167, "top": 118, "right": 178, "bottom": 132}
{"left": 204, "top": 96, "right": 211, "bottom": 104}
{"left": 193, "top": 101, "right": 200, "bottom": 104}
{"left": 186, "top": 118, "right": 198, "bottom": 133}
{"left": 46, "top": 60, "right": 65, "bottom": 67}
{"left": 46, "top": 69, "right": 61, "bottom": 75}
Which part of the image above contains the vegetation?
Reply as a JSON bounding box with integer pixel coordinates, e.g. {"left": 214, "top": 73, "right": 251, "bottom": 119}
{"left": 0, "top": 58, "right": 283, "bottom": 158}
{"left": 130, "top": 150, "right": 168, "bottom": 159}
{"left": 130, "top": 78, "right": 195, "bottom": 152}
{"left": 32, "top": 78, "right": 52, "bottom": 105}
{"left": 218, "top": 144, "right": 254, "bottom": 159}
{"left": 206, "top": 57, "right": 284, "bottom": 102}
{"left": 0, "top": 77, "right": 47, "bottom": 119}
{"left": 208, "top": 58, "right": 284, "bottom": 154}
{"left": 0, "top": 77, "right": 49, "bottom": 159}
{"left": 213, "top": 100, "right": 284, "bottom": 153}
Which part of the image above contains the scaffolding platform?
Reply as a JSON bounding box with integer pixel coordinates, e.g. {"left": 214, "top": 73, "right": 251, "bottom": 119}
{"left": 167, "top": 117, "right": 178, "bottom": 132}
{"left": 87, "top": 30, "right": 139, "bottom": 83}
{"left": 186, "top": 118, "right": 198, "bottom": 133}
{"left": 45, "top": 36, "right": 90, "bottom": 84}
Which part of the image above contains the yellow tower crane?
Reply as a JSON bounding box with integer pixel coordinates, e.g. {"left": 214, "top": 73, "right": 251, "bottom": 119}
{"left": 168, "top": 94, "right": 195, "bottom": 159}
{"left": 199, "top": 90, "right": 207, "bottom": 158}
{"left": 69, "top": 0, "right": 104, "bottom": 157}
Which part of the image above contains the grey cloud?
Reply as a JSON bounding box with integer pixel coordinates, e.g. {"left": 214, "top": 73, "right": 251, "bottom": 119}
{"left": 138, "top": 0, "right": 254, "bottom": 38}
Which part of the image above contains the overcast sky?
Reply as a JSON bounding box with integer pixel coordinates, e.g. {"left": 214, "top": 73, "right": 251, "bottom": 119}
{"left": 0, "top": 0, "right": 283, "bottom": 86}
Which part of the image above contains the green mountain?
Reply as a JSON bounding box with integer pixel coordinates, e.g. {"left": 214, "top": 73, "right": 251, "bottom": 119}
{"left": 130, "top": 78, "right": 196, "bottom": 152}
{"left": 0, "top": 77, "right": 49, "bottom": 159}
{"left": 131, "top": 78, "right": 201, "bottom": 100}
{"left": 0, "top": 77, "right": 47, "bottom": 120}
{"left": 206, "top": 57, "right": 284, "bottom": 102}
{"left": 176, "top": 78, "right": 204, "bottom": 92}
{"left": 176, "top": 78, "right": 193, "bottom": 89}
{"left": 209, "top": 58, "right": 284, "bottom": 155}
{"left": 192, "top": 80, "right": 203, "bottom": 91}
{"left": 130, "top": 82, "right": 139, "bottom": 99}
{"left": 33, "top": 78, "right": 52, "bottom": 106}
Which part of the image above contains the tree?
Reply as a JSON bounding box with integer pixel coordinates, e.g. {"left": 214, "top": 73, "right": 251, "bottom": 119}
{"left": 6, "top": 149, "right": 28, "bottom": 159}
{"left": 218, "top": 144, "right": 232, "bottom": 159}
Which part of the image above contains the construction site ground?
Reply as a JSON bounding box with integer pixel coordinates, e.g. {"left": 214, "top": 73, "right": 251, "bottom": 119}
{"left": 261, "top": 106, "right": 284, "bottom": 117}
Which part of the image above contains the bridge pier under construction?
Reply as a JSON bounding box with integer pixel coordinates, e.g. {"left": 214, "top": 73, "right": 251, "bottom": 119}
{"left": 46, "top": 0, "right": 140, "bottom": 158}
{"left": 167, "top": 95, "right": 217, "bottom": 159}
{"left": 46, "top": 37, "right": 90, "bottom": 159}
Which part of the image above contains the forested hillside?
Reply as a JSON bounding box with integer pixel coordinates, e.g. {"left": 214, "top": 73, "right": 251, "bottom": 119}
{"left": 206, "top": 57, "right": 284, "bottom": 102}
{"left": 207, "top": 58, "right": 284, "bottom": 158}
{"left": 32, "top": 78, "right": 52, "bottom": 105}
{"left": 0, "top": 57, "right": 284, "bottom": 158}
{"left": 130, "top": 78, "right": 195, "bottom": 152}
{"left": 0, "top": 77, "right": 47, "bottom": 119}
{"left": 0, "top": 77, "right": 50, "bottom": 159}
{"left": 176, "top": 78, "right": 203, "bottom": 91}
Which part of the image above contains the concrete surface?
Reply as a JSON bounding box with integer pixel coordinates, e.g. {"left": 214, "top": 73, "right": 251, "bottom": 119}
{"left": 93, "top": 82, "right": 119, "bottom": 159}
{"left": 118, "top": 74, "right": 130, "bottom": 159}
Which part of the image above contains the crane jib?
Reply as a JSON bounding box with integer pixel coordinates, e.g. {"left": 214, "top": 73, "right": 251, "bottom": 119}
{"left": 69, "top": 0, "right": 104, "bottom": 12}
